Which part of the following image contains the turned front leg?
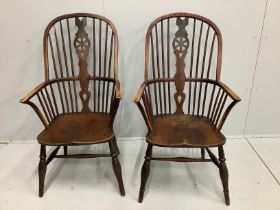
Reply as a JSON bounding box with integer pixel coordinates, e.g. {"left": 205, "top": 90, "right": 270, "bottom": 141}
{"left": 109, "top": 140, "right": 125, "bottom": 196}
{"left": 138, "top": 143, "right": 153, "bottom": 203}
{"left": 218, "top": 146, "right": 230, "bottom": 205}
{"left": 38, "top": 145, "right": 47, "bottom": 197}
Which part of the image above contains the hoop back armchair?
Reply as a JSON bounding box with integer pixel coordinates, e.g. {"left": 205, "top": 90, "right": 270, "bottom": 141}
{"left": 20, "top": 13, "right": 125, "bottom": 197}
{"left": 135, "top": 13, "right": 241, "bottom": 205}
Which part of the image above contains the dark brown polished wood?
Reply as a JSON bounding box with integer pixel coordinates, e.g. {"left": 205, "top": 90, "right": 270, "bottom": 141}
{"left": 147, "top": 114, "right": 226, "bottom": 148}
{"left": 135, "top": 12, "right": 241, "bottom": 205}
{"left": 20, "top": 13, "right": 125, "bottom": 197}
{"left": 38, "top": 113, "right": 114, "bottom": 146}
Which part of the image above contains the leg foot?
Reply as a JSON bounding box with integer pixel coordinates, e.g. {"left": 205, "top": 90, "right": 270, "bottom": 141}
{"left": 201, "top": 148, "right": 205, "bottom": 159}
{"left": 63, "top": 146, "right": 68, "bottom": 155}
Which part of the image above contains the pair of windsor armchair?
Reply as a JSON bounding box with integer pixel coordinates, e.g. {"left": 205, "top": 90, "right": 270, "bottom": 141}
{"left": 20, "top": 13, "right": 240, "bottom": 205}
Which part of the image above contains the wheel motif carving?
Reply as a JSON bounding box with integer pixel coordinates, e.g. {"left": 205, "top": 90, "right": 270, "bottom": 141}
{"left": 74, "top": 37, "right": 90, "bottom": 53}
{"left": 173, "top": 37, "right": 189, "bottom": 54}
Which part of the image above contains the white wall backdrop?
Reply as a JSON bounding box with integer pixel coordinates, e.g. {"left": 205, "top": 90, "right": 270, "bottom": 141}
{"left": 0, "top": 0, "right": 278, "bottom": 141}
{"left": 245, "top": 0, "right": 280, "bottom": 136}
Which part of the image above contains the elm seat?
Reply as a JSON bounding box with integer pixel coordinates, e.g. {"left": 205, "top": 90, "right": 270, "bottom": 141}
{"left": 147, "top": 115, "right": 226, "bottom": 148}
{"left": 38, "top": 113, "right": 114, "bottom": 146}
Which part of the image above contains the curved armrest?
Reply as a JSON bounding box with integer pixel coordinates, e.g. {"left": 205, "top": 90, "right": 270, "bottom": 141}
{"left": 134, "top": 82, "right": 147, "bottom": 103}
{"left": 20, "top": 81, "right": 51, "bottom": 128}
{"left": 20, "top": 81, "right": 49, "bottom": 104}
{"left": 213, "top": 81, "right": 241, "bottom": 130}
{"left": 134, "top": 82, "right": 153, "bottom": 131}
{"left": 181, "top": 78, "right": 241, "bottom": 130}
{"left": 217, "top": 81, "right": 241, "bottom": 102}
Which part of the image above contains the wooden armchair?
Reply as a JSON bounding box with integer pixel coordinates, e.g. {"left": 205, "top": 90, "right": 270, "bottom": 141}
{"left": 20, "top": 13, "right": 125, "bottom": 197}
{"left": 135, "top": 13, "right": 241, "bottom": 205}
